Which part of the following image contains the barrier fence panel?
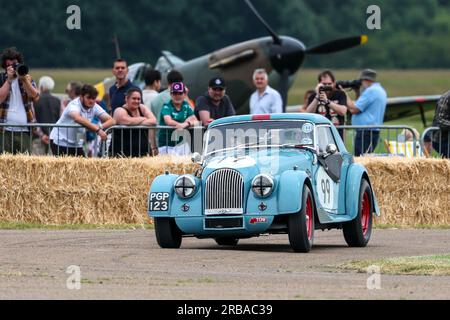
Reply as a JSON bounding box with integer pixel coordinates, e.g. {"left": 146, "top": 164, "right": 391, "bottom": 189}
{"left": 421, "top": 127, "right": 450, "bottom": 158}
{"left": 0, "top": 123, "right": 102, "bottom": 157}
{"left": 103, "top": 125, "right": 206, "bottom": 158}
{"left": 336, "top": 125, "right": 423, "bottom": 157}
{"left": 3, "top": 123, "right": 448, "bottom": 159}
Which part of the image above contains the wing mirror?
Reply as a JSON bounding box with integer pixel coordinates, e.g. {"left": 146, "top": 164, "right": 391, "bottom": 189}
{"left": 324, "top": 144, "right": 337, "bottom": 158}
{"left": 191, "top": 152, "right": 203, "bottom": 165}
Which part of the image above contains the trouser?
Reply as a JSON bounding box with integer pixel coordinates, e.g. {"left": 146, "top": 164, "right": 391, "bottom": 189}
{"left": 0, "top": 130, "right": 31, "bottom": 154}
{"left": 32, "top": 138, "right": 51, "bottom": 156}
{"left": 354, "top": 130, "right": 380, "bottom": 157}
{"left": 50, "top": 140, "right": 86, "bottom": 157}
{"left": 433, "top": 141, "right": 449, "bottom": 158}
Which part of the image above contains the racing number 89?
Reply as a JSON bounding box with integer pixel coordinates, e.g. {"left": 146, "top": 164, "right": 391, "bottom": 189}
{"left": 321, "top": 179, "right": 331, "bottom": 204}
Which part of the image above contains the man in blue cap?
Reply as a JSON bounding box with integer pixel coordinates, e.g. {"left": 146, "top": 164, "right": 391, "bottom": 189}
{"left": 195, "top": 76, "right": 235, "bottom": 126}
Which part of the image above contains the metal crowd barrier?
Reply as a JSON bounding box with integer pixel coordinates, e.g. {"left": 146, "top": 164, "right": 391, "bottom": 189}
{"left": 421, "top": 127, "right": 450, "bottom": 158}
{"left": 0, "top": 123, "right": 100, "bottom": 157}
{"left": 102, "top": 125, "right": 206, "bottom": 158}
{"left": 336, "top": 125, "right": 422, "bottom": 157}
{"left": 0, "top": 123, "right": 207, "bottom": 158}
{"left": 2, "top": 123, "right": 447, "bottom": 159}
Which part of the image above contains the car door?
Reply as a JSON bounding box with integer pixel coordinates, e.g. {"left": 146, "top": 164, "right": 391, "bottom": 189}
{"left": 314, "top": 125, "right": 344, "bottom": 215}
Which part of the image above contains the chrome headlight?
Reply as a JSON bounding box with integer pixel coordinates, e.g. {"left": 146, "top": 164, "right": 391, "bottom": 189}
{"left": 251, "top": 174, "right": 274, "bottom": 198}
{"left": 174, "top": 175, "right": 196, "bottom": 199}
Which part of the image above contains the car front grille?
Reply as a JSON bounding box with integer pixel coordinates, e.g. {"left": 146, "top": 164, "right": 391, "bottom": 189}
{"left": 205, "top": 169, "right": 244, "bottom": 215}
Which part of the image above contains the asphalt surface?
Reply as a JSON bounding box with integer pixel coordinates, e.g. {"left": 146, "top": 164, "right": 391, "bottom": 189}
{"left": 0, "top": 229, "right": 449, "bottom": 300}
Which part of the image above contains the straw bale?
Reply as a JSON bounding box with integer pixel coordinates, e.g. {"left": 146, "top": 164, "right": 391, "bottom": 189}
{"left": 0, "top": 155, "right": 448, "bottom": 227}
{"left": 356, "top": 157, "right": 450, "bottom": 227}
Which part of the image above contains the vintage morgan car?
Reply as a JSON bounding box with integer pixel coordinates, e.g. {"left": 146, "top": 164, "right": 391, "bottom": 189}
{"left": 148, "top": 114, "right": 380, "bottom": 252}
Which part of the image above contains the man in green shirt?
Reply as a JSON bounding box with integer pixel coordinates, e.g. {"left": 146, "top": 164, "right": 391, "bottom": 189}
{"left": 158, "top": 82, "right": 197, "bottom": 155}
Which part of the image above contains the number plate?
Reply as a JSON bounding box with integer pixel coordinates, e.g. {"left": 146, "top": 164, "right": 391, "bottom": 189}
{"left": 149, "top": 192, "right": 170, "bottom": 211}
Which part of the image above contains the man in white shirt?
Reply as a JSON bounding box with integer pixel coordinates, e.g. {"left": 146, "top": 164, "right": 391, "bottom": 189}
{"left": 249, "top": 69, "right": 283, "bottom": 115}
{"left": 142, "top": 69, "right": 161, "bottom": 109}
{"left": 49, "top": 84, "right": 115, "bottom": 157}
{"left": 0, "top": 47, "right": 40, "bottom": 154}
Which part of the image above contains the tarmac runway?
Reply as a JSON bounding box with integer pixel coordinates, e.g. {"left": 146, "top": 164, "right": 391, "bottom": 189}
{"left": 0, "top": 229, "right": 449, "bottom": 300}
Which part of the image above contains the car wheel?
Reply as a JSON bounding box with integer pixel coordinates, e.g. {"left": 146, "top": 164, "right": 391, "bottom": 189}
{"left": 288, "top": 185, "right": 314, "bottom": 253}
{"left": 215, "top": 238, "right": 239, "bottom": 246}
{"left": 343, "top": 179, "right": 373, "bottom": 247}
{"left": 154, "top": 218, "right": 182, "bottom": 249}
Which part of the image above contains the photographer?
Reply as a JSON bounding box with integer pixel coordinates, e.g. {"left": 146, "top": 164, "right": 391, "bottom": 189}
{"left": 0, "top": 47, "right": 39, "bottom": 154}
{"left": 344, "top": 69, "right": 387, "bottom": 156}
{"left": 306, "top": 70, "right": 347, "bottom": 138}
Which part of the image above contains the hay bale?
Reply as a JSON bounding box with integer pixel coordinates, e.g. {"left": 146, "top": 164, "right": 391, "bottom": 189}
{"left": 0, "top": 155, "right": 448, "bottom": 227}
{"left": 0, "top": 155, "right": 196, "bottom": 225}
{"left": 356, "top": 157, "right": 450, "bottom": 227}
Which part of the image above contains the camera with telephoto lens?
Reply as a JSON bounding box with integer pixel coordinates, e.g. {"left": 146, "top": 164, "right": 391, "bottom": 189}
{"left": 336, "top": 79, "right": 362, "bottom": 90}
{"left": 12, "top": 63, "right": 29, "bottom": 77}
{"left": 319, "top": 85, "right": 333, "bottom": 93}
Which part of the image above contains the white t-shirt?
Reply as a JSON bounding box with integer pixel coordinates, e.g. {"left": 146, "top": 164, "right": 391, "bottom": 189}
{"left": 6, "top": 79, "right": 28, "bottom": 132}
{"left": 49, "top": 97, "right": 106, "bottom": 147}
{"left": 142, "top": 89, "right": 159, "bottom": 110}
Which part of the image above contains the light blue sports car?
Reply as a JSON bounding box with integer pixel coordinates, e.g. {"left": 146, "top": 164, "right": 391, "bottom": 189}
{"left": 148, "top": 114, "right": 380, "bottom": 252}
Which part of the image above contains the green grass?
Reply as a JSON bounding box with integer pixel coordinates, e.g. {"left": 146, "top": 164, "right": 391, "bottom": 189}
{"left": 374, "top": 224, "right": 450, "bottom": 230}
{"left": 340, "top": 254, "right": 450, "bottom": 276}
{"left": 32, "top": 69, "right": 111, "bottom": 94}
{"left": 0, "top": 221, "right": 154, "bottom": 230}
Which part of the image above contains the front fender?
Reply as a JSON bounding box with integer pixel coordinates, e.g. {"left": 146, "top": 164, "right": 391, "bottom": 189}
{"left": 148, "top": 174, "right": 178, "bottom": 218}
{"left": 148, "top": 173, "right": 203, "bottom": 218}
{"left": 345, "top": 163, "right": 381, "bottom": 220}
{"left": 277, "top": 170, "right": 310, "bottom": 214}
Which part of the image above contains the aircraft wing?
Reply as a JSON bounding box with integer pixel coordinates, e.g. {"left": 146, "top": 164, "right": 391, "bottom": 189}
{"left": 287, "top": 94, "right": 441, "bottom": 125}
{"left": 383, "top": 95, "right": 440, "bottom": 123}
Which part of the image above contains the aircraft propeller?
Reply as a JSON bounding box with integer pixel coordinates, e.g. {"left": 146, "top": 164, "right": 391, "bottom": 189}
{"left": 244, "top": 0, "right": 367, "bottom": 112}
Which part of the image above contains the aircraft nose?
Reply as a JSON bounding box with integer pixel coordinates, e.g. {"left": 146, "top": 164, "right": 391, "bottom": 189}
{"left": 269, "top": 36, "right": 306, "bottom": 75}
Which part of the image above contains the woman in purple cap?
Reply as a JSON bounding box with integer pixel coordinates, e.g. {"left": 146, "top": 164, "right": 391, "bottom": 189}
{"left": 158, "top": 82, "right": 197, "bottom": 155}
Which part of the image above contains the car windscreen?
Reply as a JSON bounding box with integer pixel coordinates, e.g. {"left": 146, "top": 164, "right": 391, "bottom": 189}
{"left": 204, "top": 120, "right": 314, "bottom": 158}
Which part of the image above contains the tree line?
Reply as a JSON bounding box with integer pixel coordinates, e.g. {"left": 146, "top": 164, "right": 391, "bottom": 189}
{"left": 1, "top": 0, "right": 449, "bottom": 69}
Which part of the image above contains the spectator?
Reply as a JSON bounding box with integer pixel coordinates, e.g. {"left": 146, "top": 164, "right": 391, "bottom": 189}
{"left": 195, "top": 76, "right": 235, "bottom": 126}
{"left": 306, "top": 70, "right": 347, "bottom": 138}
{"left": 431, "top": 90, "right": 450, "bottom": 158}
{"left": 299, "top": 89, "right": 315, "bottom": 112}
{"left": 150, "top": 70, "right": 184, "bottom": 155}
{"left": 158, "top": 82, "right": 197, "bottom": 156}
{"left": 346, "top": 69, "right": 387, "bottom": 156}
{"left": 49, "top": 84, "right": 115, "bottom": 157}
{"left": 62, "top": 81, "right": 82, "bottom": 111}
{"left": 0, "top": 47, "right": 39, "bottom": 154}
{"left": 86, "top": 99, "right": 108, "bottom": 157}
{"left": 108, "top": 59, "right": 137, "bottom": 114}
{"left": 109, "top": 88, "right": 157, "bottom": 158}
{"left": 33, "top": 76, "right": 61, "bottom": 155}
{"left": 249, "top": 68, "right": 282, "bottom": 114}
{"left": 142, "top": 69, "right": 161, "bottom": 109}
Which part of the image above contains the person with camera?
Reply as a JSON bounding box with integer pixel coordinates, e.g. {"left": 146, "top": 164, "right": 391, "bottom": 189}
{"left": 306, "top": 70, "right": 347, "bottom": 138}
{"left": 344, "top": 69, "right": 387, "bottom": 157}
{"left": 0, "top": 47, "right": 39, "bottom": 154}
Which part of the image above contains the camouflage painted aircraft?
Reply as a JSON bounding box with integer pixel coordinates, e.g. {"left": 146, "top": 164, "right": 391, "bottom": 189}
{"left": 94, "top": 0, "right": 440, "bottom": 126}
